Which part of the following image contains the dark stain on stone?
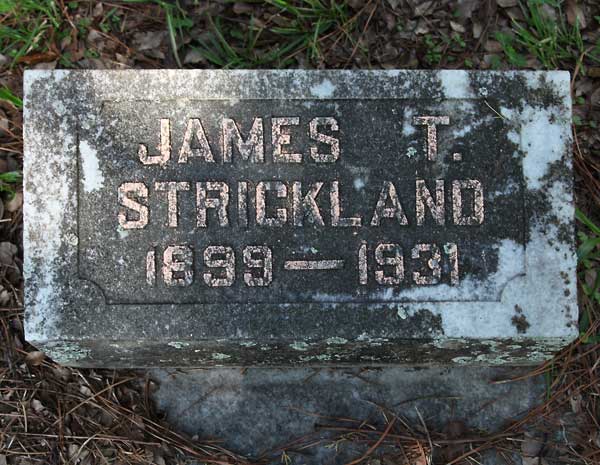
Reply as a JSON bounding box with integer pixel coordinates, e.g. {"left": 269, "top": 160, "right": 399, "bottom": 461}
{"left": 410, "top": 308, "right": 444, "bottom": 336}
{"left": 512, "top": 305, "right": 530, "bottom": 334}
{"left": 560, "top": 271, "right": 570, "bottom": 286}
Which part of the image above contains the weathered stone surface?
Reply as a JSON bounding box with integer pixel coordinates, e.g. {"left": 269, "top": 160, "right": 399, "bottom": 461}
{"left": 150, "top": 365, "right": 545, "bottom": 462}
{"left": 24, "top": 70, "right": 577, "bottom": 367}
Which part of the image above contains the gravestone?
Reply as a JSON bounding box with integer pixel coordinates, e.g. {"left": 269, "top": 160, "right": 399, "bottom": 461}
{"left": 24, "top": 70, "right": 577, "bottom": 367}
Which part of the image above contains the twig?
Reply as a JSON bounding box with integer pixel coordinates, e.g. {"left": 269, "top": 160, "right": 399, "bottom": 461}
{"left": 345, "top": 416, "right": 396, "bottom": 465}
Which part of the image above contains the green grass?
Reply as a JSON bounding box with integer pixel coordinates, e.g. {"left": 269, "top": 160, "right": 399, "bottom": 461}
{"left": 0, "top": 87, "right": 22, "bottom": 108}
{"left": 0, "top": 0, "right": 65, "bottom": 66}
{"left": 497, "top": 0, "right": 600, "bottom": 72}
{"left": 189, "top": 0, "right": 358, "bottom": 68}
{"left": 122, "top": 0, "right": 196, "bottom": 68}
{"left": 540, "top": 209, "right": 600, "bottom": 399}
{"left": 577, "top": 209, "right": 600, "bottom": 343}
{"left": 0, "top": 171, "right": 21, "bottom": 198}
{"left": 0, "top": 0, "right": 194, "bottom": 68}
{"left": 423, "top": 32, "right": 467, "bottom": 66}
{"left": 0, "top": 87, "right": 22, "bottom": 198}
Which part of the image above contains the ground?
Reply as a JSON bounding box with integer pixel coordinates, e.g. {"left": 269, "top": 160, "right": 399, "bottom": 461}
{"left": 0, "top": 1, "right": 599, "bottom": 464}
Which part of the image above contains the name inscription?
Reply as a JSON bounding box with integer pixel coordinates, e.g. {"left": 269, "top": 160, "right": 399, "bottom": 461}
{"left": 115, "top": 113, "right": 484, "bottom": 291}
{"left": 75, "top": 97, "right": 523, "bottom": 305}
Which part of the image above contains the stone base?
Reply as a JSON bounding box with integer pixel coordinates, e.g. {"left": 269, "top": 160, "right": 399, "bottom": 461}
{"left": 150, "top": 365, "right": 543, "bottom": 464}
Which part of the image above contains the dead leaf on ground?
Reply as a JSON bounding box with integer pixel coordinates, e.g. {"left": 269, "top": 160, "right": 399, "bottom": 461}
{"left": 92, "top": 2, "right": 104, "bottom": 18}
{"left": 450, "top": 20, "right": 466, "bottom": 33}
{"left": 5, "top": 191, "right": 23, "bottom": 213}
{"left": 25, "top": 351, "right": 45, "bottom": 366}
{"left": 184, "top": 48, "right": 206, "bottom": 65}
{"left": 133, "top": 31, "right": 167, "bottom": 51}
{"left": 0, "top": 109, "right": 8, "bottom": 137}
{"left": 232, "top": 2, "right": 254, "bottom": 15}
{"left": 456, "top": 0, "right": 479, "bottom": 19}
{"left": 587, "top": 67, "right": 600, "bottom": 78}
{"left": 0, "top": 241, "right": 17, "bottom": 266}
{"left": 31, "top": 398, "right": 45, "bottom": 413}
{"left": 413, "top": 1, "right": 434, "bottom": 17}
{"left": 569, "top": 391, "right": 582, "bottom": 413}
{"left": 484, "top": 40, "right": 503, "bottom": 53}
{"left": 566, "top": 0, "right": 586, "bottom": 29}
{"left": 16, "top": 51, "right": 58, "bottom": 65}
{"left": 496, "top": 0, "right": 518, "bottom": 7}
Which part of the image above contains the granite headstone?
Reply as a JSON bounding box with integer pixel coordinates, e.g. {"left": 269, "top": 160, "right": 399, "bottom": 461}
{"left": 24, "top": 70, "right": 577, "bottom": 366}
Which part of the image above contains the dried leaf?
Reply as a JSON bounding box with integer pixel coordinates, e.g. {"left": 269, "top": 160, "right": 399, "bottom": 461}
{"left": 133, "top": 31, "right": 167, "bottom": 52}
{"left": 31, "top": 398, "right": 45, "bottom": 413}
{"left": 585, "top": 268, "right": 598, "bottom": 288}
{"left": 51, "top": 366, "right": 72, "bottom": 382}
{"left": 80, "top": 385, "right": 93, "bottom": 397}
{"left": 5, "top": 191, "right": 22, "bottom": 212}
{"left": 472, "top": 21, "right": 483, "bottom": 39}
{"left": 60, "top": 35, "right": 72, "bottom": 51}
{"left": 539, "top": 3, "right": 557, "bottom": 22}
{"left": 25, "top": 351, "right": 45, "bottom": 366}
{"left": 184, "top": 48, "right": 206, "bottom": 65}
{"left": 484, "top": 40, "right": 503, "bottom": 53}
{"left": 456, "top": 0, "right": 478, "bottom": 19}
{"left": 414, "top": 1, "right": 433, "bottom": 16}
{"left": 232, "top": 3, "right": 253, "bottom": 15}
{"left": 590, "top": 87, "right": 600, "bottom": 107}
{"left": 92, "top": 2, "right": 104, "bottom": 18}
{"left": 32, "top": 60, "right": 57, "bottom": 70}
{"left": 496, "top": 0, "right": 518, "bottom": 7}
{"left": 588, "top": 67, "right": 600, "bottom": 78}
{"left": 566, "top": 0, "right": 586, "bottom": 29}
{"left": 0, "top": 242, "right": 17, "bottom": 266}
{"left": 0, "top": 109, "right": 8, "bottom": 137}
{"left": 87, "top": 30, "right": 103, "bottom": 44}
{"left": 0, "top": 289, "right": 10, "bottom": 306}
{"left": 382, "top": 12, "right": 396, "bottom": 31}
{"left": 505, "top": 7, "right": 525, "bottom": 21}
{"left": 570, "top": 391, "right": 582, "bottom": 413}
{"left": 68, "top": 444, "right": 80, "bottom": 459}
{"left": 16, "top": 51, "right": 58, "bottom": 65}
{"left": 592, "top": 430, "right": 600, "bottom": 448}
{"left": 414, "top": 20, "right": 429, "bottom": 35}
{"left": 450, "top": 21, "right": 466, "bottom": 33}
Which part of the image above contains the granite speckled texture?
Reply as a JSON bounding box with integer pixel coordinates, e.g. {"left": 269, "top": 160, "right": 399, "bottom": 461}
{"left": 24, "top": 70, "right": 576, "bottom": 366}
